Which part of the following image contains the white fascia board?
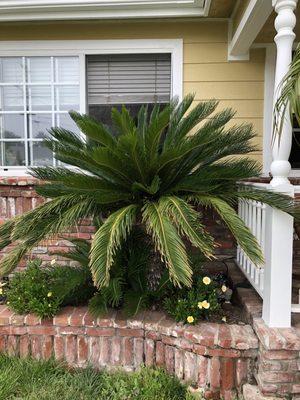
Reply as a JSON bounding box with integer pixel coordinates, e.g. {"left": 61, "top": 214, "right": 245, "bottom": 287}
{"left": 228, "top": 0, "right": 273, "bottom": 60}
{"left": 0, "top": 0, "right": 210, "bottom": 20}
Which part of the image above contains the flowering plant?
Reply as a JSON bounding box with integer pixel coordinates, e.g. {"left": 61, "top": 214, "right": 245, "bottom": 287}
{"left": 164, "top": 275, "right": 227, "bottom": 324}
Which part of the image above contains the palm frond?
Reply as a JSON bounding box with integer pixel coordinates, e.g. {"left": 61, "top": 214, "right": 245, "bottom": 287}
{"left": 90, "top": 205, "right": 138, "bottom": 288}
{"left": 142, "top": 202, "right": 192, "bottom": 287}
{"left": 236, "top": 186, "right": 300, "bottom": 220}
{"left": 193, "top": 195, "right": 263, "bottom": 266}
{"left": 70, "top": 111, "right": 117, "bottom": 149}
{"left": 159, "top": 196, "right": 215, "bottom": 258}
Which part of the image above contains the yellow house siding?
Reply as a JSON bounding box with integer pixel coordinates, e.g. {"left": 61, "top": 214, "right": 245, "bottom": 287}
{"left": 0, "top": 19, "right": 265, "bottom": 163}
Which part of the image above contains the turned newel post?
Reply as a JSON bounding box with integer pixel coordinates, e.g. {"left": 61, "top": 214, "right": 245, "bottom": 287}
{"left": 271, "top": 0, "right": 297, "bottom": 187}
{"left": 262, "top": 0, "right": 297, "bottom": 328}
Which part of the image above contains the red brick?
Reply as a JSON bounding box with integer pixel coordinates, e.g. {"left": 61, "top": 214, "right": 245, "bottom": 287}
{"left": 184, "top": 324, "right": 218, "bottom": 347}
{"left": 145, "top": 330, "right": 161, "bottom": 341}
{"left": 57, "top": 326, "right": 85, "bottom": 335}
{"left": 174, "top": 348, "right": 184, "bottom": 380}
{"left": 210, "top": 357, "right": 221, "bottom": 390}
{"left": 89, "top": 337, "right": 100, "bottom": 367}
{"left": 53, "top": 307, "right": 74, "bottom": 326}
{"left": 27, "top": 326, "right": 56, "bottom": 335}
{"left": 83, "top": 312, "right": 96, "bottom": 327}
{"left": 99, "top": 337, "right": 110, "bottom": 367}
{"left": 184, "top": 351, "right": 198, "bottom": 383}
{"left": 19, "top": 336, "right": 30, "bottom": 358}
{"left": 235, "top": 358, "right": 248, "bottom": 387}
{"left": 218, "top": 325, "right": 232, "bottom": 348}
{"left": 86, "top": 327, "right": 115, "bottom": 337}
{"left": 206, "top": 348, "right": 241, "bottom": 358}
{"left": 0, "top": 307, "right": 14, "bottom": 325}
{"left": 0, "top": 335, "right": 7, "bottom": 352}
{"left": 69, "top": 307, "right": 88, "bottom": 327}
{"left": 10, "top": 314, "right": 25, "bottom": 326}
{"left": 41, "top": 336, "right": 53, "bottom": 360}
{"left": 260, "top": 348, "right": 298, "bottom": 360}
{"left": 165, "top": 346, "right": 174, "bottom": 374}
{"left": 156, "top": 341, "right": 165, "bottom": 367}
{"left": 260, "top": 371, "right": 296, "bottom": 383}
{"left": 31, "top": 336, "right": 41, "bottom": 360}
{"left": 220, "top": 358, "right": 235, "bottom": 391}
{"left": 65, "top": 335, "right": 77, "bottom": 364}
{"left": 54, "top": 336, "right": 64, "bottom": 360}
{"left": 144, "top": 339, "right": 154, "bottom": 367}
{"left": 193, "top": 344, "right": 207, "bottom": 355}
{"left": 118, "top": 328, "right": 144, "bottom": 338}
{"left": 292, "top": 384, "right": 300, "bottom": 394}
{"left": 7, "top": 335, "right": 18, "bottom": 356}
{"left": 123, "top": 337, "right": 134, "bottom": 366}
{"left": 198, "top": 356, "right": 208, "bottom": 388}
{"left": 134, "top": 338, "right": 144, "bottom": 367}
{"left": 77, "top": 336, "right": 88, "bottom": 366}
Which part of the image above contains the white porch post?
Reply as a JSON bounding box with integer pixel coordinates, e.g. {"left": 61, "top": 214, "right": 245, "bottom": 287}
{"left": 262, "top": 0, "right": 297, "bottom": 327}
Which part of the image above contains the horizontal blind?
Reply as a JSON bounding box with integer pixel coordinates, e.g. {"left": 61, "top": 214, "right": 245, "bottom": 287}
{"left": 87, "top": 53, "right": 171, "bottom": 105}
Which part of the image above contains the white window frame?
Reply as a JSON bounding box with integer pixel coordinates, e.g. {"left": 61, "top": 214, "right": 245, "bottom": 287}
{"left": 0, "top": 39, "right": 183, "bottom": 176}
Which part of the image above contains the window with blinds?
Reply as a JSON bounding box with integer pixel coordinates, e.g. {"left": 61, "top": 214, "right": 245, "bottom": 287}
{"left": 87, "top": 53, "right": 171, "bottom": 126}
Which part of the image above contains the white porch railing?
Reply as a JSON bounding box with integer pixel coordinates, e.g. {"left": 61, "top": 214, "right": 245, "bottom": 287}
{"left": 236, "top": 182, "right": 300, "bottom": 327}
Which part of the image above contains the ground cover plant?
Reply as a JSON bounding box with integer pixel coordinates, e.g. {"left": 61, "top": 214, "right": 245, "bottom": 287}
{"left": 0, "top": 94, "right": 299, "bottom": 318}
{"left": 0, "top": 355, "right": 194, "bottom": 400}
{"left": 3, "top": 259, "right": 95, "bottom": 318}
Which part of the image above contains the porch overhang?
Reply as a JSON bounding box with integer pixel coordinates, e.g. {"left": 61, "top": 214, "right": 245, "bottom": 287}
{"left": 0, "top": 0, "right": 212, "bottom": 20}
{"left": 228, "top": 0, "right": 273, "bottom": 61}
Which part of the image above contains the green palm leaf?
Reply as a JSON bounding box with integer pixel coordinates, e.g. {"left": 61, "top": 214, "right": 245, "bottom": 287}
{"left": 90, "top": 205, "right": 138, "bottom": 288}
{"left": 142, "top": 202, "right": 192, "bottom": 287}
{"left": 159, "top": 196, "right": 215, "bottom": 258}
{"left": 193, "top": 195, "right": 263, "bottom": 265}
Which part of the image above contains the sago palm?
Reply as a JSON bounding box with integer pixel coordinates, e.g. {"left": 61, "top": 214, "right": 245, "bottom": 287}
{"left": 0, "top": 94, "right": 298, "bottom": 289}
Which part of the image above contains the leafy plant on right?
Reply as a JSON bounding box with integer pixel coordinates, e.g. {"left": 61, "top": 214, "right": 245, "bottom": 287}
{"left": 164, "top": 275, "right": 228, "bottom": 324}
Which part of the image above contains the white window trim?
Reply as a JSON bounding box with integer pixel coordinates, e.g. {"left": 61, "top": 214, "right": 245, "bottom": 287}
{"left": 0, "top": 39, "right": 183, "bottom": 176}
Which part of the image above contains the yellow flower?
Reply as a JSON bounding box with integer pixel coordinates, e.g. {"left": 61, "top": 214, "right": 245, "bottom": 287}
{"left": 48, "top": 304, "right": 52, "bottom": 307}
{"left": 197, "top": 302, "right": 203, "bottom": 309}
{"left": 202, "top": 277, "right": 211, "bottom": 285}
{"left": 222, "top": 316, "right": 227, "bottom": 323}
{"left": 202, "top": 300, "right": 210, "bottom": 309}
{"left": 50, "top": 259, "right": 56, "bottom": 266}
{"left": 187, "top": 316, "right": 195, "bottom": 324}
{"left": 47, "top": 292, "right": 52, "bottom": 298}
{"left": 7, "top": 301, "right": 10, "bottom": 305}
{"left": 221, "top": 285, "right": 227, "bottom": 293}
{"left": 0, "top": 288, "right": 3, "bottom": 295}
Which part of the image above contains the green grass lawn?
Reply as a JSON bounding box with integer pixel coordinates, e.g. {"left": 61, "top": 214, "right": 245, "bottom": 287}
{"left": 0, "top": 355, "right": 194, "bottom": 400}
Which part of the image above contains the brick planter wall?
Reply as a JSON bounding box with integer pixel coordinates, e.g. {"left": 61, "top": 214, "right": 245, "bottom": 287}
{"left": 230, "top": 263, "right": 300, "bottom": 399}
{"left": 0, "top": 305, "right": 258, "bottom": 399}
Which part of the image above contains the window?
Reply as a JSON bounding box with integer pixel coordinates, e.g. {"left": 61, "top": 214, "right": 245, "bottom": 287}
{"left": 0, "top": 39, "right": 182, "bottom": 172}
{"left": 87, "top": 53, "right": 171, "bottom": 128}
{"left": 0, "top": 56, "right": 80, "bottom": 168}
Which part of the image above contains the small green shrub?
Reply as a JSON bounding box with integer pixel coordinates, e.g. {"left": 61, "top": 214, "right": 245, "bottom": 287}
{"left": 5, "top": 259, "right": 95, "bottom": 318}
{"left": 164, "top": 274, "right": 227, "bottom": 324}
